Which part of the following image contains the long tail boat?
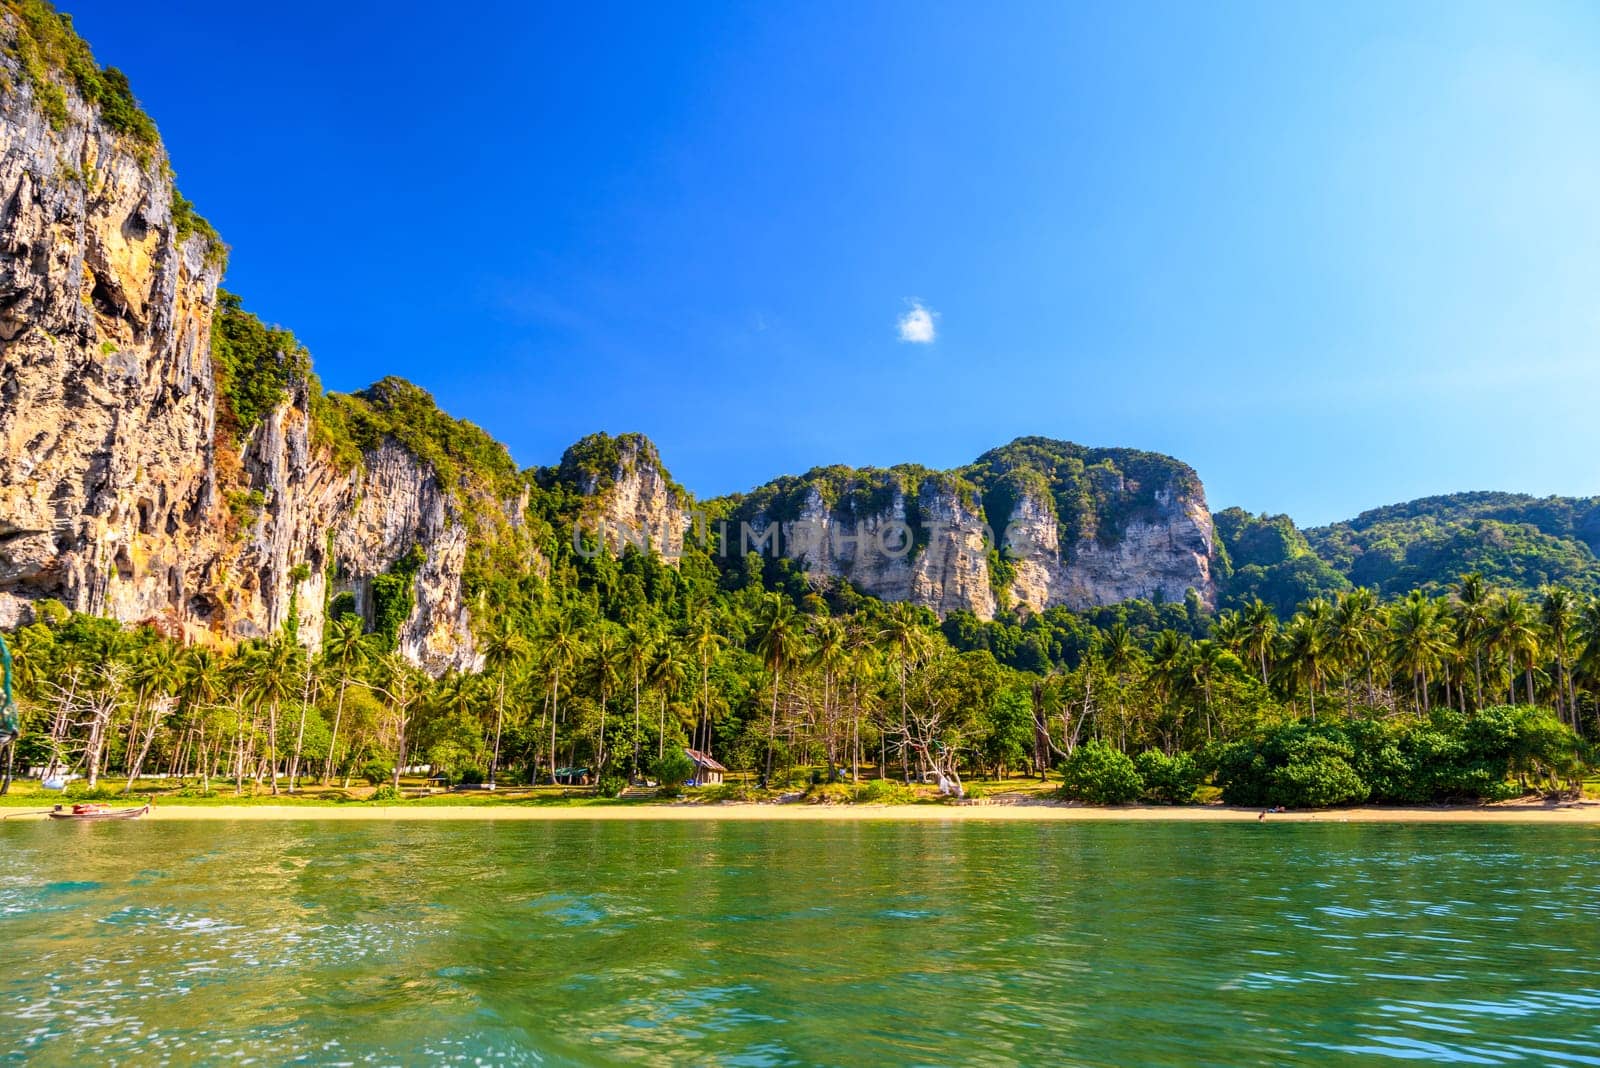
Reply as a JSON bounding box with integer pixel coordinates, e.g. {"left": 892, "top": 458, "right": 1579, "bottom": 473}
{"left": 48, "top": 802, "right": 151, "bottom": 821}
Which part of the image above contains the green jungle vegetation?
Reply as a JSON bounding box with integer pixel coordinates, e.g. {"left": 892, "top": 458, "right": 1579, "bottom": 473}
{"left": 1214, "top": 494, "right": 1600, "bottom": 615}
{"left": 4, "top": 562, "right": 1593, "bottom": 807}
{"left": 3, "top": 0, "right": 1595, "bottom": 809}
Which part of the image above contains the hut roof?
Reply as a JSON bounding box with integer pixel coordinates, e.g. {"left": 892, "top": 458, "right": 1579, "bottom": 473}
{"left": 684, "top": 748, "right": 727, "bottom": 772}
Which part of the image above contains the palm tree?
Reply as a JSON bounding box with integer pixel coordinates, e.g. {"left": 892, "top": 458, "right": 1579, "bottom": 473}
{"left": 647, "top": 638, "right": 689, "bottom": 763}
{"left": 127, "top": 642, "right": 183, "bottom": 782}
{"left": 688, "top": 617, "right": 725, "bottom": 759}
{"left": 479, "top": 618, "right": 530, "bottom": 786}
{"left": 1186, "top": 639, "right": 1224, "bottom": 741}
{"left": 1148, "top": 630, "right": 1190, "bottom": 744}
{"left": 1453, "top": 572, "right": 1492, "bottom": 710}
{"left": 180, "top": 646, "right": 227, "bottom": 789}
{"left": 1572, "top": 596, "right": 1600, "bottom": 734}
{"left": 1328, "top": 588, "right": 1380, "bottom": 706}
{"left": 1212, "top": 609, "right": 1246, "bottom": 660}
{"left": 1487, "top": 593, "right": 1540, "bottom": 706}
{"left": 1241, "top": 598, "right": 1278, "bottom": 688}
{"left": 809, "top": 616, "right": 849, "bottom": 778}
{"left": 1099, "top": 622, "right": 1142, "bottom": 750}
{"left": 287, "top": 645, "right": 319, "bottom": 792}
{"left": 1279, "top": 609, "right": 1330, "bottom": 720}
{"left": 321, "top": 614, "right": 369, "bottom": 786}
{"left": 244, "top": 639, "right": 300, "bottom": 795}
{"left": 1388, "top": 592, "right": 1448, "bottom": 712}
{"left": 755, "top": 593, "right": 803, "bottom": 784}
{"left": 621, "top": 623, "right": 656, "bottom": 779}
{"left": 880, "top": 602, "right": 931, "bottom": 775}
{"left": 587, "top": 625, "right": 621, "bottom": 772}
{"left": 541, "top": 620, "right": 581, "bottom": 785}
{"left": 1541, "top": 586, "right": 1577, "bottom": 725}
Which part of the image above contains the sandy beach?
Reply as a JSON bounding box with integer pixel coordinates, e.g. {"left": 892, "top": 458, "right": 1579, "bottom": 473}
{"left": 4, "top": 800, "right": 1585, "bottom": 824}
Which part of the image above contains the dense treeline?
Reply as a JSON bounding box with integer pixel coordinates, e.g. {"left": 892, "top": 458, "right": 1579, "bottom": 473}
{"left": 2, "top": 553, "right": 1590, "bottom": 804}
{"left": 1214, "top": 493, "right": 1600, "bottom": 615}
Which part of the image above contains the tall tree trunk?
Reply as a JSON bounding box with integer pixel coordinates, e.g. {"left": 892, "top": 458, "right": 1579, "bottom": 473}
{"left": 490, "top": 669, "right": 506, "bottom": 786}
{"left": 763, "top": 667, "right": 781, "bottom": 785}
{"left": 548, "top": 667, "right": 560, "bottom": 786}
{"left": 289, "top": 663, "right": 313, "bottom": 792}
{"left": 324, "top": 675, "right": 348, "bottom": 787}
{"left": 268, "top": 699, "right": 280, "bottom": 796}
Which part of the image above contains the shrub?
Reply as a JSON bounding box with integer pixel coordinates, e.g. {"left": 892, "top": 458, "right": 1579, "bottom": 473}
{"left": 1135, "top": 749, "right": 1203, "bottom": 804}
{"left": 210, "top": 290, "right": 308, "bottom": 441}
{"left": 1214, "top": 708, "right": 1580, "bottom": 809}
{"left": 1267, "top": 734, "right": 1369, "bottom": 808}
{"left": 596, "top": 772, "right": 625, "bottom": 798}
{"left": 360, "top": 760, "right": 393, "bottom": 787}
{"left": 853, "top": 779, "right": 917, "bottom": 804}
{"left": 62, "top": 783, "right": 123, "bottom": 801}
{"left": 369, "top": 784, "right": 403, "bottom": 803}
{"left": 1058, "top": 741, "right": 1145, "bottom": 804}
{"left": 651, "top": 751, "right": 695, "bottom": 798}
{"left": 805, "top": 782, "right": 854, "bottom": 804}
{"left": 697, "top": 782, "right": 759, "bottom": 803}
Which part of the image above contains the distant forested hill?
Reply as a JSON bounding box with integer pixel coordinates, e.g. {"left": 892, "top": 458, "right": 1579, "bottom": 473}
{"left": 1213, "top": 493, "right": 1600, "bottom": 614}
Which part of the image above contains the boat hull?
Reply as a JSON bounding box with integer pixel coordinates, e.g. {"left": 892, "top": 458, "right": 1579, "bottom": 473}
{"left": 48, "top": 803, "right": 150, "bottom": 821}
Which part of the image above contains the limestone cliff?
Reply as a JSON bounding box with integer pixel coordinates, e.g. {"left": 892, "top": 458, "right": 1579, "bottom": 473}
{"left": 0, "top": 10, "right": 517, "bottom": 671}
{"left": 734, "top": 468, "right": 997, "bottom": 617}
{"left": 973, "top": 438, "right": 1216, "bottom": 616}
{"left": 552, "top": 432, "right": 691, "bottom": 558}
{"left": 727, "top": 440, "right": 1216, "bottom": 620}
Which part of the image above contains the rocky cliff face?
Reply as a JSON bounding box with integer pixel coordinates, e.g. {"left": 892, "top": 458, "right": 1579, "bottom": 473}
{"left": 556, "top": 433, "right": 691, "bottom": 558}
{"left": 0, "top": 31, "right": 223, "bottom": 634}
{"left": 750, "top": 474, "right": 997, "bottom": 617}
{"left": 999, "top": 484, "right": 1215, "bottom": 614}
{"left": 730, "top": 442, "right": 1216, "bottom": 620}
{"left": 0, "top": 21, "right": 492, "bottom": 672}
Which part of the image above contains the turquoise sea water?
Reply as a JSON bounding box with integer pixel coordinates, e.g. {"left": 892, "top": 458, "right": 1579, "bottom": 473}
{"left": 2, "top": 819, "right": 1599, "bottom": 1065}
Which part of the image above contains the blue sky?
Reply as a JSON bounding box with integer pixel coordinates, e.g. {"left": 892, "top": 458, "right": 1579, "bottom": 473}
{"left": 64, "top": 0, "right": 1600, "bottom": 525}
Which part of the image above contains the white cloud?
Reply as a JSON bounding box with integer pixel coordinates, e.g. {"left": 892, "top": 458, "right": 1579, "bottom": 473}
{"left": 897, "top": 300, "right": 937, "bottom": 343}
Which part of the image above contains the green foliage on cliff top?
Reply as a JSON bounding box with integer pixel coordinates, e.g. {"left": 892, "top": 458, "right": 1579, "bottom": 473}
{"left": 3, "top": 3, "right": 224, "bottom": 264}
{"left": 172, "top": 192, "right": 225, "bottom": 261}
{"left": 556, "top": 432, "right": 688, "bottom": 502}
{"left": 724, "top": 463, "right": 980, "bottom": 529}
{"left": 211, "top": 290, "right": 310, "bottom": 442}
{"left": 963, "top": 436, "right": 1204, "bottom": 548}
{"left": 314, "top": 377, "right": 535, "bottom": 603}
{"left": 2, "top": 0, "right": 156, "bottom": 144}
{"left": 314, "top": 378, "right": 522, "bottom": 498}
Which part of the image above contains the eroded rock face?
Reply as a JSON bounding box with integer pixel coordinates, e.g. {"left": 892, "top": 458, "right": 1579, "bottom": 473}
{"left": 0, "top": 46, "right": 484, "bottom": 671}
{"left": 738, "top": 474, "right": 999, "bottom": 618}
{"left": 561, "top": 434, "right": 691, "bottom": 558}
{"left": 0, "top": 54, "right": 222, "bottom": 634}
{"left": 733, "top": 455, "right": 1216, "bottom": 621}
{"left": 1001, "top": 488, "right": 1214, "bottom": 613}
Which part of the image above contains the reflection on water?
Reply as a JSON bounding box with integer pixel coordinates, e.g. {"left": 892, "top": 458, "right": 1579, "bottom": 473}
{"left": 2, "top": 820, "right": 1599, "bottom": 1065}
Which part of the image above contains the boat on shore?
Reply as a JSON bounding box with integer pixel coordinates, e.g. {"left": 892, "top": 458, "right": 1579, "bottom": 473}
{"left": 48, "top": 802, "right": 151, "bottom": 821}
